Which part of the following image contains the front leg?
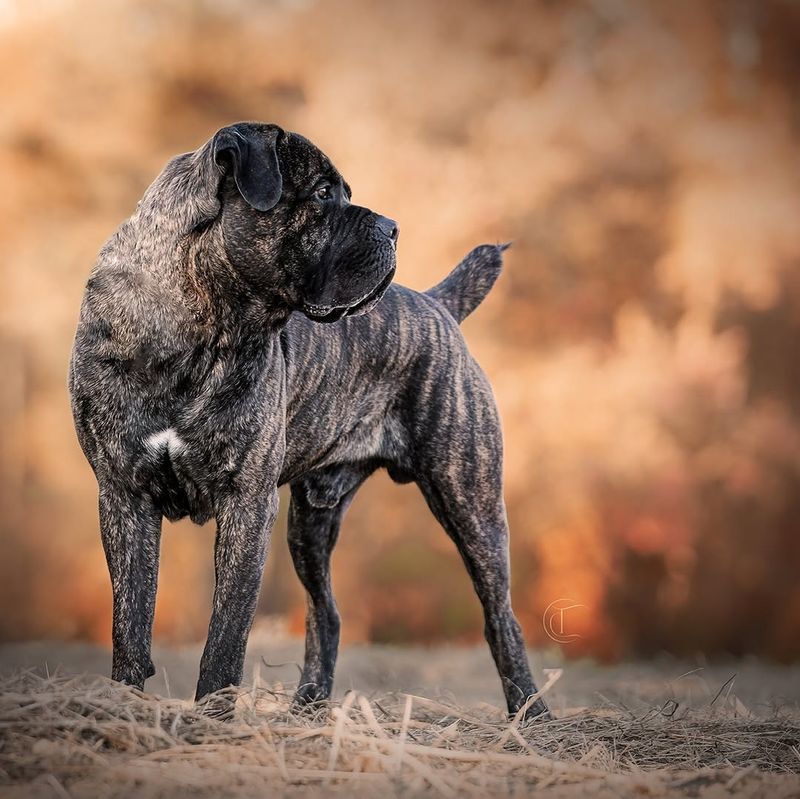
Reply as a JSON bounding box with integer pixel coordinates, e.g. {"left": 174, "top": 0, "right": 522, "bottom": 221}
{"left": 99, "top": 483, "right": 162, "bottom": 690}
{"left": 196, "top": 487, "right": 278, "bottom": 701}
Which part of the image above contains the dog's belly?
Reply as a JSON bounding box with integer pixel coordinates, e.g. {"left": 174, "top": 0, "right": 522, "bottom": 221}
{"left": 280, "top": 408, "right": 403, "bottom": 485}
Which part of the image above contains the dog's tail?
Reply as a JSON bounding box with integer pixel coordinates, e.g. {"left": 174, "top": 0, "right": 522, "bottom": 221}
{"left": 424, "top": 243, "right": 507, "bottom": 323}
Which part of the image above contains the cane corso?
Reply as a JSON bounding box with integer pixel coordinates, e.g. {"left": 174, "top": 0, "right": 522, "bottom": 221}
{"left": 69, "top": 122, "right": 549, "bottom": 720}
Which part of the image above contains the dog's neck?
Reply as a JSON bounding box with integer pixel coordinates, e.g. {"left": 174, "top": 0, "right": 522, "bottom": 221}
{"left": 182, "top": 228, "right": 292, "bottom": 340}
{"left": 124, "top": 145, "right": 292, "bottom": 342}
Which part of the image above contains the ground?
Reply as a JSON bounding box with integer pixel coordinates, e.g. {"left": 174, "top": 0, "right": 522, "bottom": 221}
{"left": 1, "top": 629, "right": 799, "bottom": 798}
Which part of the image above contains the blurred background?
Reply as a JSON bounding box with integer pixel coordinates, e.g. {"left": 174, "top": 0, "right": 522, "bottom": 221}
{"left": 1, "top": 0, "right": 799, "bottom": 664}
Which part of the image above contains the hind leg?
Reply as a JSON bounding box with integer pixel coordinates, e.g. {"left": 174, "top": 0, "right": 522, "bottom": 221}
{"left": 413, "top": 368, "right": 549, "bottom": 719}
{"left": 419, "top": 473, "right": 549, "bottom": 719}
{"left": 288, "top": 465, "right": 370, "bottom": 706}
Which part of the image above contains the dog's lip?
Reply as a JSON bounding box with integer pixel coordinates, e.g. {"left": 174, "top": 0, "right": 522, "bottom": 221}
{"left": 302, "top": 267, "right": 395, "bottom": 321}
{"left": 344, "top": 267, "right": 396, "bottom": 316}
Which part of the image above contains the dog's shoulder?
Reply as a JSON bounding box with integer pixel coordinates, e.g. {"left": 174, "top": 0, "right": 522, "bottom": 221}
{"left": 75, "top": 242, "right": 192, "bottom": 372}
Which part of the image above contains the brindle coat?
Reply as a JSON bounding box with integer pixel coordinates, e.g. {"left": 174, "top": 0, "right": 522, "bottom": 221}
{"left": 69, "top": 122, "right": 549, "bottom": 720}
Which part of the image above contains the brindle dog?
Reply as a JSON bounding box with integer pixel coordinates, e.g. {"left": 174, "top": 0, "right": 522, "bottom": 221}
{"left": 69, "top": 122, "right": 549, "bottom": 720}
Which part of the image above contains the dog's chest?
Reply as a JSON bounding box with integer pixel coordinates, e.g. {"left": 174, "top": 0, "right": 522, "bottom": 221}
{"left": 134, "top": 340, "right": 285, "bottom": 523}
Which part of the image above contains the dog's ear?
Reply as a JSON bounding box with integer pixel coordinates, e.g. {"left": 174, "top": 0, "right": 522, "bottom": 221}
{"left": 213, "top": 124, "right": 284, "bottom": 212}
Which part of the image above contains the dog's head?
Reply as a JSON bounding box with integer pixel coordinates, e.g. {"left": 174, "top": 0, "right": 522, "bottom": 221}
{"left": 207, "top": 122, "right": 397, "bottom": 322}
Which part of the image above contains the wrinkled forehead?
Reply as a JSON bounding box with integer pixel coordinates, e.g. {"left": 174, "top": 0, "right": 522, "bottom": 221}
{"left": 281, "top": 132, "right": 342, "bottom": 187}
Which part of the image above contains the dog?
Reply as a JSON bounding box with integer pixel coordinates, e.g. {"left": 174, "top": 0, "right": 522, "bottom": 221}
{"left": 69, "top": 122, "right": 549, "bottom": 720}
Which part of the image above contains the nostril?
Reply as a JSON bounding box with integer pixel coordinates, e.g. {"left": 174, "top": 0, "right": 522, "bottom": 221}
{"left": 377, "top": 215, "right": 399, "bottom": 242}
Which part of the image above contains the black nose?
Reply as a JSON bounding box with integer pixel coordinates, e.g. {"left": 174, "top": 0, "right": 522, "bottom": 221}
{"left": 376, "top": 215, "right": 399, "bottom": 243}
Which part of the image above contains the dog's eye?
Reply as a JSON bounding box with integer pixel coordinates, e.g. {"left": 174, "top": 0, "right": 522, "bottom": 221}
{"left": 314, "top": 185, "right": 332, "bottom": 201}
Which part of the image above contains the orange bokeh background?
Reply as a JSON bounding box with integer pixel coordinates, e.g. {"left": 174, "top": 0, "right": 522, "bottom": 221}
{"left": 1, "top": 0, "right": 799, "bottom": 661}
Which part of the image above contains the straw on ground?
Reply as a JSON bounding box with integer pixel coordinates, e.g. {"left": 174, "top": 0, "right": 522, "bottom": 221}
{"left": 1, "top": 670, "right": 799, "bottom": 798}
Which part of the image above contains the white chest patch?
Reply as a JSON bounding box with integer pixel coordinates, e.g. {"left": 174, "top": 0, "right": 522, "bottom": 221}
{"left": 145, "top": 427, "right": 187, "bottom": 456}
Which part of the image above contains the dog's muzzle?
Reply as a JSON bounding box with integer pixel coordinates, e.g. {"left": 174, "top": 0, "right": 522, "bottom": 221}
{"left": 303, "top": 266, "right": 396, "bottom": 323}
{"left": 302, "top": 215, "right": 398, "bottom": 323}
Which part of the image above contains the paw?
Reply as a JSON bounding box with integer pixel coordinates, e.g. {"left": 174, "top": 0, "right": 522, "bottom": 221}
{"left": 196, "top": 688, "right": 238, "bottom": 721}
{"left": 292, "top": 680, "right": 331, "bottom": 710}
{"left": 111, "top": 663, "right": 150, "bottom": 692}
{"left": 517, "top": 698, "right": 553, "bottom": 725}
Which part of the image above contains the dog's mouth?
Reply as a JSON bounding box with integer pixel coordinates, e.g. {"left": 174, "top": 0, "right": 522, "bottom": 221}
{"left": 302, "top": 267, "right": 396, "bottom": 323}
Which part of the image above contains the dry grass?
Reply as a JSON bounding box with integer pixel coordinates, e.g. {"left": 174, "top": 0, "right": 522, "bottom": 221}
{"left": 1, "top": 670, "right": 799, "bottom": 798}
